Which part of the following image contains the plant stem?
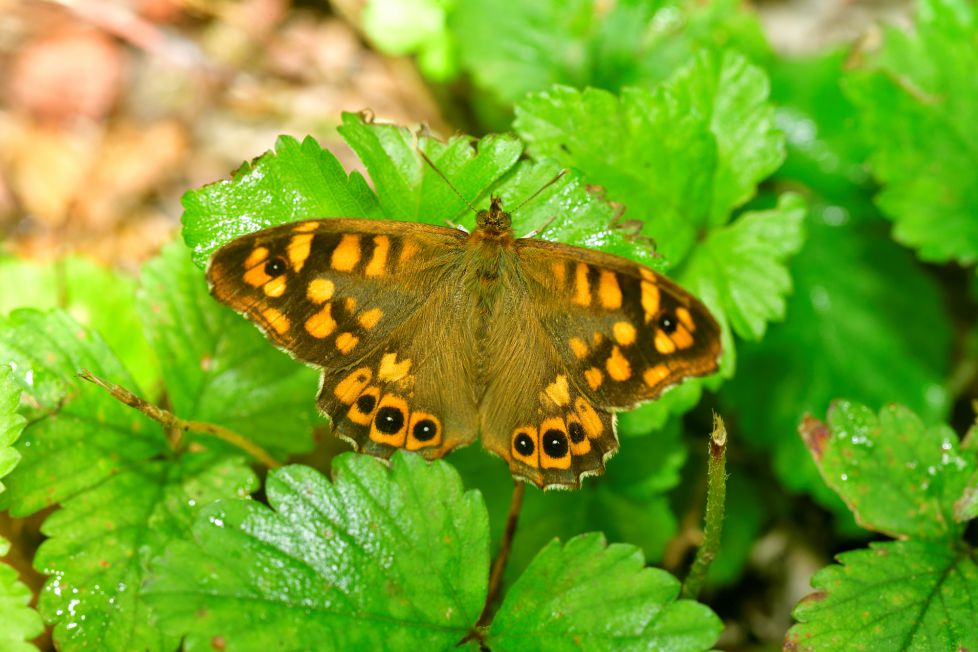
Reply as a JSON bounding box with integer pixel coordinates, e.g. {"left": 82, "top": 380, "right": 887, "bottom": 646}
{"left": 478, "top": 480, "right": 526, "bottom": 626}
{"left": 681, "top": 413, "right": 728, "bottom": 601}
{"left": 78, "top": 369, "right": 281, "bottom": 468}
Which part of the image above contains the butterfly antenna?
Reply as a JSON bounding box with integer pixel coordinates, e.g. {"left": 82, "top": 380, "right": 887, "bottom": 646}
{"left": 418, "top": 148, "right": 480, "bottom": 216}
{"left": 513, "top": 168, "right": 568, "bottom": 213}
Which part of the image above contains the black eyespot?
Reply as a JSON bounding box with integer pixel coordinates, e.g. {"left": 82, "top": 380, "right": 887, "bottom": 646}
{"left": 568, "top": 421, "right": 586, "bottom": 444}
{"left": 514, "top": 431, "right": 535, "bottom": 456}
{"left": 264, "top": 257, "right": 287, "bottom": 277}
{"left": 413, "top": 418, "right": 437, "bottom": 442}
{"left": 658, "top": 312, "right": 677, "bottom": 334}
{"left": 542, "top": 429, "right": 569, "bottom": 459}
{"left": 375, "top": 406, "right": 404, "bottom": 434}
{"left": 355, "top": 394, "right": 376, "bottom": 414}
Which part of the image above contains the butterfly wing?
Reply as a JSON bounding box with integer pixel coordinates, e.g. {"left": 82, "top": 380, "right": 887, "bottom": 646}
{"left": 207, "top": 219, "right": 481, "bottom": 457}
{"left": 479, "top": 238, "right": 722, "bottom": 488}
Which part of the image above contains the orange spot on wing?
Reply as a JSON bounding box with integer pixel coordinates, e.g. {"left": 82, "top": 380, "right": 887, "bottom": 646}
{"left": 399, "top": 239, "right": 419, "bottom": 266}
{"left": 552, "top": 262, "right": 566, "bottom": 289}
{"left": 676, "top": 306, "right": 695, "bottom": 332}
{"left": 293, "top": 221, "right": 319, "bottom": 233}
{"left": 574, "top": 398, "right": 604, "bottom": 438}
{"left": 336, "top": 332, "right": 359, "bottom": 353}
{"left": 334, "top": 367, "right": 373, "bottom": 404}
{"left": 307, "top": 278, "right": 335, "bottom": 304}
{"left": 243, "top": 247, "right": 271, "bottom": 287}
{"left": 569, "top": 337, "right": 589, "bottom": 359}
{"left": 378, "top": 353, "right": 412, "bottom": 382}
{"left": 655, "top": 330, "right": 676, "bottom": 354}
{"left": 613, "top": 321, "right": 636, "bottom": 346}
{"left": 639, "top": 267, "right": 655, "bottom": 282}
{"left": 331, "top": 234, "right": 361, "bottom": 272}
{"left": 584, "top": 367, "right": 603, "bottom": 390}
{"left": 263, "top": 276, "right": 286, "bottom": 297}
{"left": 305, "top": 305, "right": 336, "bottom": 339}
{"left": 261, "top": 308, "right": 290, "bottom": 335}
{"left": 288, "top": 233, "right": 314, "bottom": 272}
{"left": 344, "top": 296, "right": 357, "bottom": 313}
{"left": 573, "top": 263, "right": 591, "bottom": 307}
{"left": 606, "top": 346, "right": 631, "bottom": 381}
{"left": 544, "top": 375, "right": 570, "bottom": 407}
{"left": 643, "top": 365, "right": 670, "bottom": 389}
{"left": 598, "top": 270, "right": 622, "bottom": 309}
{"left": 365, "top": 235, "right": 390, "bottom": 277}
{"left": 358, "top": 307, "right": 383, "bottom": 330}
{"left": 671, "top": 324, "right": 694, "bottom": 349}
{"left": 641, "top": 282, "right": 660, "bottom": 322}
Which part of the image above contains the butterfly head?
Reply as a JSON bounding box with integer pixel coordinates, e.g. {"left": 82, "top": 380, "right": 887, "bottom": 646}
{"left": 475, "top": 196, "right": 513, "bottom": 237}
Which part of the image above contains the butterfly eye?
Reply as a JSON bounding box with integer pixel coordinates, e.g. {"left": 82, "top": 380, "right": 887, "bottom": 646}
{"left": 542, "top": 429, "right": 569, "bottom": 459}
{"left": 412, "top": 419, "right": 437, "bottom": 442}
{"left": 568, "top": 421, "right": 586, "bottom": 444}
{"left": 514, "top": 431, "right": 535, "bottom": 456}
{"left": 375, "top": 406, "right": 405, "bottom": 434}
{"left": 355, "top": 393, "right": 377, "bottom": 414}
{"left": 264, "top": 257, "right": 287, "bottom": 277}
{"left": 657, "top": 312, "right": 677, "bottom": 334}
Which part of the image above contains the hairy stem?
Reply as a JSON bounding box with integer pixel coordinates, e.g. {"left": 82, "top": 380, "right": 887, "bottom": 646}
{"left": 78, "top": 369, "right": 281, "bottom": 468}
{"left": 479, "top": 480, "right": 526, "bottom": 626}
{"left": 681, "top": 413, "right": 728, "bottom": 601}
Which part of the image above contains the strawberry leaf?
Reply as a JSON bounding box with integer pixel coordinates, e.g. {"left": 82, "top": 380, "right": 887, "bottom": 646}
{"left": 0, "top": 366, "right": 26, "bottom": 494}
{"left": 0, "top": 309, "right": 167, "bottom": 515}
{"left": 0, "top": 560, "right": 42, "bottom": 652}
{"left": 788, "top": 540, "right": 978, "bottom": 650}
{"left": 138, "top": 242, "right": 319, "bottom": 455}
{"left": 487, "top": 533, "right": 722, "bottom": 651}
{"left": 145, "top": 454, "right": 489, "bottom": 650}
{"left": 514, "top": 49, "right": 785, "bottom": 263}
{"left": 800, "top": 402, "right": 975, "bottom": 541}
{"left": 843, "top": 0, "right": 978, "bottom": 265}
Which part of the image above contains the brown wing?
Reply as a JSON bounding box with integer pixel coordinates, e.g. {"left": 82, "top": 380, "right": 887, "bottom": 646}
{"left": 207, "top": 219, "right": 480, "bottom": 457}
{"left": 477, "top": 237, "right": 722, "bottom": 489}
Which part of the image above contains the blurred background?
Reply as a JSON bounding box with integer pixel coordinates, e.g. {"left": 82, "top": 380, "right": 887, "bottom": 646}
{"left": 5, "top": 1, "right": 969, "bottom": 650}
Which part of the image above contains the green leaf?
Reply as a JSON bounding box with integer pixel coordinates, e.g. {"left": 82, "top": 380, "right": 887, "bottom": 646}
{"left": 0, "top": 365, "right": 26, "bottom": 493}
{"left": 787, "top": 540, "right": 978, "bottom": 651}
{"left": 0, "top": 255, "right": 159, "bottom": 393}
{"left": 36, "top": 453, "right": 257, "bottom": 652}
{"left": 682, "top": 193, "right": 806, "bottom": 341}
{"left": 138, "top": 242, "right": 319, "bottom": 455}
{"left": 145, "top": 454, "right": 489, "bottom": 650}
{"left": 361, "top": 0, "right": 458, "bottom": 80}
{"left": 487, "top": 533, "right": 722, "bottom": 651}
{"left": 0, "top": 560, "right": 43, "bottom": 652}
{"left": 337, "top": 112, "right": 523, "bottom": 224}
{"left": 0, "top": 309, "right": 167, "bottom": 515}
{"left": 450, "top": 0, "right": 770, "bottom": 107}
{"left": 515, "top": 49, "right": 785, "bottom": 263}
{"left": 721, "top": 206, "right": 951, "bottom": 504}
{"left": 182, "top": 134, "right": 382, "bottom": 268}
{"left": 801, "top": 402, "right": 976, "bottom": 541}
{"left": 452, "top": 421, "right": 685, "bottom": 584}
{"left": 843, "top": 0, "right": 978, "bottom": 265}
{"left": 768, "top": 49, "right": 872, "bottom": 206}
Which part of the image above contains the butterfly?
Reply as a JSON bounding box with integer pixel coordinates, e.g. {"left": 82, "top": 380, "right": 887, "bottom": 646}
{"left": 207, "top": 197, "right": 722, "bottom": 489}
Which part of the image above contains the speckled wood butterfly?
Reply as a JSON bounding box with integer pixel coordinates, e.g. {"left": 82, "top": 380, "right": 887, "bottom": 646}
{"left": 207, "top": 197, "right": 721, "bottom": 489}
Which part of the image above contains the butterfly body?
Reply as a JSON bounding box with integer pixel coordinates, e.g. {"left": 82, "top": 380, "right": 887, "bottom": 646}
{"left": 208, "top": 200, "right": 721, "bottom": 489}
